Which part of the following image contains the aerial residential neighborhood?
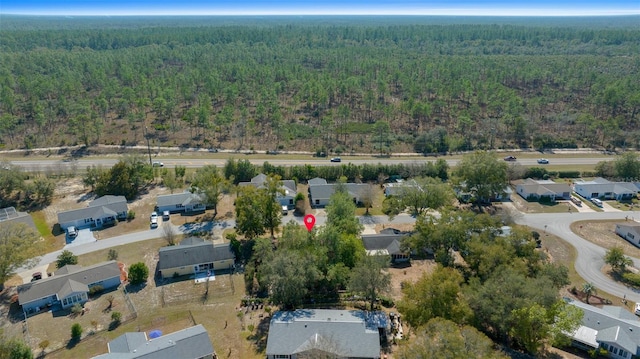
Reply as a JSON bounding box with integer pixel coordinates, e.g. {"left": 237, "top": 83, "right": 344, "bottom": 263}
{"left": 1, "top": 11, "right": 640, "bottom": 359}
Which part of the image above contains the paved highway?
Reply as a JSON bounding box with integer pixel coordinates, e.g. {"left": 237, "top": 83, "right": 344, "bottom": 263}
{"left": 7, "top": 156, "right": 613, "bottom": 171}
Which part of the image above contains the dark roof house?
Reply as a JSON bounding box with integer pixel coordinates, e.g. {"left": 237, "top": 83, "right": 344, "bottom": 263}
{"left": 238, "top": 173, "right": 297, "bottom": 208}
{"left": 92, "top": 324, "right": 215, "bottom": 359}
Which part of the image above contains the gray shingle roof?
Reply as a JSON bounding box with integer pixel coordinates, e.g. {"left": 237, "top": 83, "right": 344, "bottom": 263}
{"left": 361, "top": 233, "right": 409, "bottom": 256}
{"left": 517, "top": 179, "right": 571, "bottom": 196}
{"left": 57, "top": 196, "right": 127, "bottom": 224}
{"left": 93, "top": 324, "right": 214, "bottom": 359}
{"left": 156, "top": 192, "right": 204, "bottom": 208}
{"left": 568, "top": 299, "right": 640, "bottom": 354}
{"left": 157, "top": 240, "right": 234, "bottom": 271}
{"left": 574, "top": 178, "right": 638, "bottom": 194}
{"left": 108, "top": 332, "right": 148, "bottom": 353}
{"left": 266, "top": 309, "right": 382, "bottom": 358}
{"left": 18, "top": 261, "right": 121, "bottom": 306}
{"left": 308, "top": 182, "right": 369, "bottom": 202}
{"left": 238, "top": 174, "right": 297, "bottom": 197}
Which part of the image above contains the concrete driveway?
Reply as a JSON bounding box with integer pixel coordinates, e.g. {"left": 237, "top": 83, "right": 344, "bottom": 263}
{"left": 64, "top": 228, "right": 97, "bottom": 248}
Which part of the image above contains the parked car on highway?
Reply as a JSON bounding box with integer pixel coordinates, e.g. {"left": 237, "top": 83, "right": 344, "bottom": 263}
{"left": 503, "top": 156, "right": 517, "bottom": 161}
{"left": 330, "top": 157, "right": 342, "bottom": 163}
{"left": 537, "top": 158, "right": 549, "bottom": 164}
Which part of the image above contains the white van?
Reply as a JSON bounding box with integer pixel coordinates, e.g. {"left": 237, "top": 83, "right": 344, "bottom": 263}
{"left": 591, "top": 198, "right": 603, "bottom": 207}
{"left": 635, "top": 302, "right": 640, "bottom": 316}
{"left": 282, "top": 206, "right": 289, "bottom": 215}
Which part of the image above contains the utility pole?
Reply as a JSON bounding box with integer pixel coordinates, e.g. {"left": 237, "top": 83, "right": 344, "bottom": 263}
{"left": 144, "top": 126, "right": 152, "bottom": 166}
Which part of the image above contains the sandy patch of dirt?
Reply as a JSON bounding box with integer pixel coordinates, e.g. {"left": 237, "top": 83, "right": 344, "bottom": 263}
{"left": 571, "top": 220, "right": 640, "bottom": 258}
{"left": 387, "top": 260, "right": 436, "bottom": 301}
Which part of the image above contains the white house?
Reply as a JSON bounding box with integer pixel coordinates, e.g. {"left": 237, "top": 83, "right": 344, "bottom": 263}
{"left": 156, "top": 192, "right": 205, "bottom": 214}
{"left": 238, "top": 173, "right": 297, "bottom": 209}
{"left": 566, "top": 298, "right": 640, "bottom": 359}
{"left": 573, "top": 178, "right": 637, "bottom": 201}
{"left": 57, "top": 195, "right": 128, "bottom": 230}
{"left": 515, "top": 179, "right": 571, "bottom": 202}
{"left": 615, "top": 222, "right": 640, "bottom": 247}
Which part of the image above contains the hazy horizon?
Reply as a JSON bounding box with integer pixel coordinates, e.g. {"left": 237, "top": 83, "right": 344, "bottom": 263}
{"left": 2, "top": 0, "right": 638, "bottom": 17}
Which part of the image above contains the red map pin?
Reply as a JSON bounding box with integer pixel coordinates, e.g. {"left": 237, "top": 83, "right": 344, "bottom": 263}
{"left": 304, "top": 214, "right": 316, "bottom": 232}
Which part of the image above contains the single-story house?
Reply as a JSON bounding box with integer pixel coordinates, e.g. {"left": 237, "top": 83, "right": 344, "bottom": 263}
{"left": 156, "top": 192, "right": 205, "bottom": 214}
{"left": 157, "top": 237, "right": 235, "bottom": 279}
{"left": 455, "top": 182, "right": 512, "bottom": 204}
{"left": 18, "top": 261, "right": 121, "bottom": 316}
{"left": 91, "top": 324, "right": 215, "bottom": 359}
{"left": 308, "top": 178, "right": 370, "bottom": 208}
{"left": 266, "top": 309, "right": 387, "bottom": 359}
{"left": 384, "top": 179, "right": 419, "bottom": 197}
{"left": 615, "top": 222, "right": 640, "bottom": 247}
{"left": 239, "top": 173, "right": 297, "bottom": 208}
{"left": 362, "top": 228, "right": 411, "bottom": 263}
{"left": 574, "top": 178, "right": 638, "bottom": 201}
{"left": 57, "top": 195, "right": 128, "bottom": 231}
{"left": 0, "top": 206, "right": 36, "bottom": 230}
{"left": 515, "top": 179, "right": 572, "bottom": 202}
{"left": 566, "top": 298, "right": 640, "bottom": 359}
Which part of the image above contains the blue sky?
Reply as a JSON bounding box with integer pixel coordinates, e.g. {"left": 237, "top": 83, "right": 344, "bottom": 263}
{"left": 1, "top": 0, "right": 638, "bottom": 16}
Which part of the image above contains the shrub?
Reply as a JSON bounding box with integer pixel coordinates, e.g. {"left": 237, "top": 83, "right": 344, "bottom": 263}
{"left": 111, "top": 311, "right": 122, "bottom": 324}
{"left": 622, "top": 272, "right": 640, "bottom": 287}
{"left": 379, "top": 296, "right": 394, "bottom": 308}
{"left": 71, "top": 323, "right": 83, "bottom": 340}
{"left": 89, "top": 285, "right": 104, "bottom": 296}
{"left": 557, "top": 171, "right": 581, "bottom": 178}
{"left": 107, "top": 249, "right": 119, "bottom": 261}
{"left": 57, "top": 250, "right": 78, "bottom": 268}
{"left": 71, "top": 303, "right": 83, "bottom": 315}
{"left": 128, "top": 262, "right": 149, "bottom": 285}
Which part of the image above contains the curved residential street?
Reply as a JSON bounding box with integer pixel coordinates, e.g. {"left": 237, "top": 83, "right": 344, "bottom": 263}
{"left": 16, "top": 203, "right": 640, "bottom": 303}
{"left": 516, "top": 210, "right": 640, "bottom": 302}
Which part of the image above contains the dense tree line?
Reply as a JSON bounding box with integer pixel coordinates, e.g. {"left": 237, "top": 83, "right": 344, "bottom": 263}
{"left": 0, "top": 161, "right": 55, "bottom": 210}
{"left": 1, "top": 18, "right": 639, "bottom": 153}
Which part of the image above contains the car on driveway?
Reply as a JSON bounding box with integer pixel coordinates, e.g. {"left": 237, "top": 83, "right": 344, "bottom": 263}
{"left": 591, "top": 198, "right": 603, "bottom": 208}
{"left": 503, "top": 155, "right": 517, "bottom": 161}
{"left": 66, "top": 226, "right": 78, "bottom": 238}
{"left": 537, "top": 158, "right": 549, "bottom": 164}
{"left": 150, "top": 212, "right": 159, "bottom": 228}
{"left": 330, "top": 157, "right": 342, "bottom": 163}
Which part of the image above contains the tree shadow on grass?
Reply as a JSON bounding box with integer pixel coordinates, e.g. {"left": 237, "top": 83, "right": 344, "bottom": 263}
{"left": 247, "top": 316, "right": 271, "bottom": 353}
